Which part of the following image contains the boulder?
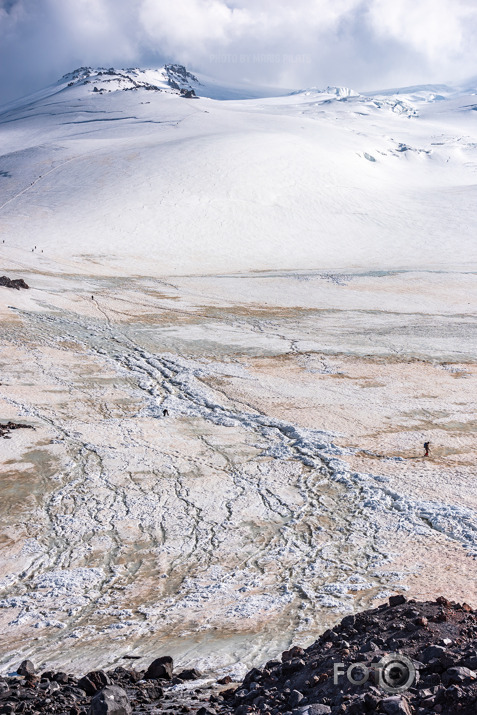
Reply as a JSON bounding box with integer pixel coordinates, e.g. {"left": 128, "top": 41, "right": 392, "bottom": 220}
{"left": 0, "top": 276, "right": 29, "bottom": 290}
{"left": 293, "top": 705, "right": 331, "bottom": 715}
{"left": 144, "top": 656, "right": 173, "bottom": 680}
{"left": 40, "top": 671, "right": 55, "bottom": 680}
{"left": 414, "top": 616, "right": 428, "bottom": 627}
{"left": 78, "top": 671, "right": 111, "bottom": 695}
{"left": 242, "top": 667, "right": 261, "bottom": 686}
{"left": 388, "top": 595, "right": 407, "bottom": 607}
{"left": 142, "top": 682, "right": 163, "bottom": 700}
{"left": 380, "top": 696, "right": 412, "bottom": 714}
{"left": 282, "top": 646, "right": 305, "bottom": 663}
{"left": 420, "top": 645, "right": 447, "bottom": 663}
{"left": 442, "top": 666, "right": 476, "bottom": 686}
{"left": 282, "top": 658, "right": 306, "bottom": 675}
{"left": 89, "top": 685, "right": 132, "bottom": 714}
{"left": 17, "top": 660, "right": 35, "bottom": 676}
{"left": 463, "top": 656, "right": 477, "bottom": 670}
{"left": 176, "top": 668, "right": 202, "bottom": 681}
{"left": 289, "top": 689, "right": 304, "bottom": 706}
{"left": 341, "top": 615, "right": 356, "bottom": 628}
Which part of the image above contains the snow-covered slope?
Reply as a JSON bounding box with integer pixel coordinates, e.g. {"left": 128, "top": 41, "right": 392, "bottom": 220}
{"left": 0, "top": 66, "right": 476, "bottom": 275}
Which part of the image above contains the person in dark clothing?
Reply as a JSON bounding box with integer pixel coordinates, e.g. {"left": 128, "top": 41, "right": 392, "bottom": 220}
{"left": 423, "top": 441, "right": 430, "bottom": 457}
{"left": 163, "top": 408, "right": 169, "bottom": 417}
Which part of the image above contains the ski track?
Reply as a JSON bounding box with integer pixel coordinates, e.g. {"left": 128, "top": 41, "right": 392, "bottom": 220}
{"left": 0, "top": 305, "right": 475, "bottom": 673}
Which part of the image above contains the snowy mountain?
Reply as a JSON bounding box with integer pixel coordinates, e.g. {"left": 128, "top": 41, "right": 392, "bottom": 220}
{"left": 0, "top": 65, "right": 476, "bottom": 276}
{"left": 60, "top": 64, "right": 202, "bottom": 97}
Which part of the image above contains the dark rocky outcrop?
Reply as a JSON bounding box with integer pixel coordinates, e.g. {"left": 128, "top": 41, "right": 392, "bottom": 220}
{"left": 0, "top": 421, "right": 34, "bottom": 439}
{"left": 0, "top": 276, "right": 29, "bottom": 290}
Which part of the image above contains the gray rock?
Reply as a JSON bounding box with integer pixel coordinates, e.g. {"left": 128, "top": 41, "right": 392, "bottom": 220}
{"left": 89, "top": 685, "right": 132, "bottom": 714}
{"left": 380, "top": 696, "right": 412, "bottom": 715}
{"left": 463, "top": 656, "right": 477, "bottom": 670}
{"left": 388, "top": 595, "right": 407, "bottom": 607}
{"left": 442, "top": 666, "right": 476, "bottom": 685}
{"left": 144, "top": 655, "right": 173, "bottom": 680}
{"left": 289, "top": 689, "right": 304, "bottom": 706}
{"left": 78, "top": 670, "right": 111, "bottom": 695}
{"left": 360, "top": 640, "right": 379, "bottom": 653}
{"left": 17, "top": 660, "right": 35, "bottom": 676}
{"left": 176, "top": 668, "right": 202, "bottom": 681}
{"left": 53, "top": 671, "right": 68, "bottom": 683}
{"left": 282, "top": 658, "right": 306, "bottom": 675}
{"left": 420, "top": 693, "right": 440, "bottom": 708}
{"left": 293, "top": 706, "right": 331, "bottom": 715}
{"left": 420, "top": 644, "right": 447, "bottom": 663}
{"left": 341, "top": 615, "right": 356, "bottom": 628}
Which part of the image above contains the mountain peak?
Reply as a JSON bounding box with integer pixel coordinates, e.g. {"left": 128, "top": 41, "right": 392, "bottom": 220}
{"left": 59, "top": 64, "right": 200, "bottom": 97}
{"left": 290, "top": 85, "right": 360, "bottom": 100}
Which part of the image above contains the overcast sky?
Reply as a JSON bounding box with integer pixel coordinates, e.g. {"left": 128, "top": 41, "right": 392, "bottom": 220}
{"left": 1, "top": 0, "right": 477, "bottom": 103}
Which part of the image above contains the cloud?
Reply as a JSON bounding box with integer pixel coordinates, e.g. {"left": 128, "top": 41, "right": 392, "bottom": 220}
{"left": 367, "top": 0, "right": 476, "bottom": 70}
{"left": 1, "top": 0, "right": 477, "bottom": 103}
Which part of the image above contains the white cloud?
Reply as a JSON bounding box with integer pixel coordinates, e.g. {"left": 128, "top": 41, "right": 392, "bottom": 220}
{"left": 0, "top": 0, "right": 477, "bottom": 103}
{"left": 368, "top": 0, "right": 474, "bottom": 62}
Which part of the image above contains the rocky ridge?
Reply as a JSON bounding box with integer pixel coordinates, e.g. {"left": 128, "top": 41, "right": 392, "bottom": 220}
{"left": 1, "top": 597, "right": 476, "bottom": 714}
{"left": 0, "top": 277, "right": 29, "bottom": 290}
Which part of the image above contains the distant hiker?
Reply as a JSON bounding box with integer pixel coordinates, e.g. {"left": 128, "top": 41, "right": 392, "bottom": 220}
{"left": 163, "top": 408, "right": 169, "bottom": 417}
{"left": 91, "top": 295, "right": 94, "bottom": 300}
{"left": 424, "top": 441, "right": 430, "bottom": 457}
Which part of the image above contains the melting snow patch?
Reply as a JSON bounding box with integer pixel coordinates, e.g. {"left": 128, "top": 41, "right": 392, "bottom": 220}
{"left": 34, "top": 568, "right": 104, "bottom": 594}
